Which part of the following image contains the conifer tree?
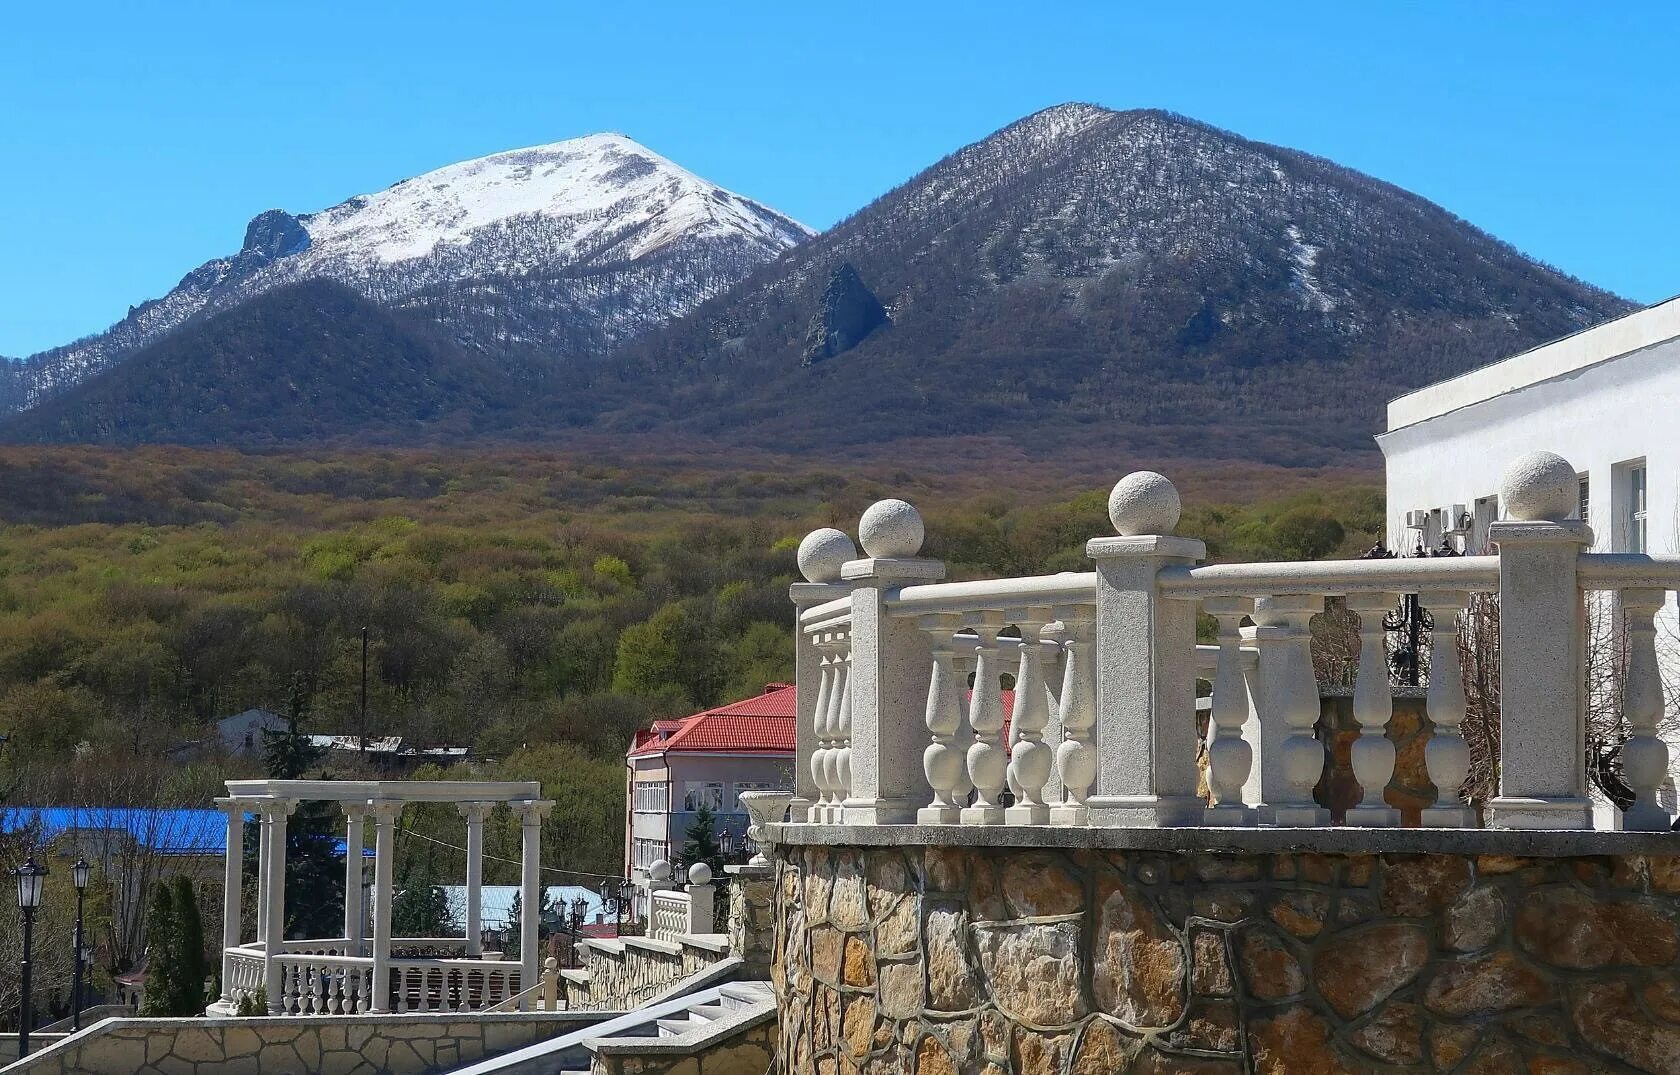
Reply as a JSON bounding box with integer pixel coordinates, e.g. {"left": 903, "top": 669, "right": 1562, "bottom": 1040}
{"left": 260, "top": 674, "right": 345, "bottom": 939}
{"left": 138, "top": 882, "right": 177, "bottom": 1017}
{"left": 170, "top": 876, "right": 207, "bottom": 1014}
{"left": 682, "top": 803, "right": 724, "bottom": 879}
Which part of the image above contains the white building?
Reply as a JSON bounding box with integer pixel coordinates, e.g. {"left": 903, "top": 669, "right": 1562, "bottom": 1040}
{"left": 1379, "top": 294, "right": 1680, "bottom": 816}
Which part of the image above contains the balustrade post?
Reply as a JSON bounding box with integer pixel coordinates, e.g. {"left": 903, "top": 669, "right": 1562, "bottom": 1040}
{"left": 1005, "top": 608, "right": 1056, "bottom": 824}
{"left": 514, "top": 799, "right": 554, "bottom": 1008}
{"left": 1488, "top": 451, "right": 1594, "bottom": 829}
{"left": 961, "top": 613, "right": 1009, "bottom": 824}
{"left": 1252, "top": 595, "right": 1330, "bottom": 826}
{"left": 792, "top": 528, "right": 858, "bottom": 823}
{"left": 841, "top": 500, "right": 944, "bottom": 824}
{"left": 917, "top": 613, "right": 967, "bottom": 824}
{"left": 1086, "top": 472, "right": 1206, "bottom": 826}
{"left": 1345, "top": 593, "right": 1401, "bottom": 827}
{"left": 1418, "top": 590, "right": 1476, "bottom": 826}
{"left": 1050, "top": 604, "right": 1097, "bottom": 825}
{"left": 1203, "top": 597, "right": 1256, "bottom": 824}
{"left": 459, "top": 802, "right": 493, "bottom": 955}
{"left": 811, "top": 638, "right": 839, "bottom": 822}
{"left": 1619, "top": 588, "right": 1674, "bottom": 830}
{"left": 214, "top": 798, "right": 246, "bottom": 1008}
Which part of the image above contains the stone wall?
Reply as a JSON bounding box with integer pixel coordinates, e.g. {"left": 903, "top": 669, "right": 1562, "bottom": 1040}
{"left": 773, "top": 839, "right": 1680, "bottom": 1074}
{"left": 590, "top": 1016, "right": 777, "bottom": 1075}
{"left": 728, "top": 867, "right": 777, "bottom": 979}
{"left": 3, "top": 1011, "right": 592, "bottom": 1075}
{"left": 565, "top": 936, "right": 729, "bottom": 1012}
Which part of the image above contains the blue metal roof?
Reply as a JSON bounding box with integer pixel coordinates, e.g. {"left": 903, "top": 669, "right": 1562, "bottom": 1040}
{"left": 2, "top": 806, "right": 230, "bottom": 856}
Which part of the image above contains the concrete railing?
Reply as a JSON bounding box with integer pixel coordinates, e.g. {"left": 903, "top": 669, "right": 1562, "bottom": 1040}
{"left": 646, "top": 863, "right": 717, "bottom": 943}
{"left": 787, "top": 451, "right": 1679, "bottom": 834}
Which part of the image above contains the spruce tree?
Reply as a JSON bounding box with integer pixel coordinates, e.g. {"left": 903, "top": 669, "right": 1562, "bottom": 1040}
{"left": 171, "top": 876, "right": 207, "bottom": 1014}
{"left": 682, "top": 803, "right": 724, "bottom": 878}
{"left": 260, "top": 675, "right": 345, "bottom": 939}
{"left": 138, "top": 882, "right": 177, "bottom": 1017}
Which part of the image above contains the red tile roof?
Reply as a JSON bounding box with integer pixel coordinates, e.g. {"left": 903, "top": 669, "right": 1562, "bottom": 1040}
{"left": 629, "top": 684, "right": 797, "bottom": 757}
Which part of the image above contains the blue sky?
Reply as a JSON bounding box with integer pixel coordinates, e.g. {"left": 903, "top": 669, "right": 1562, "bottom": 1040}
{"left": 3, "top": 1, "right": 1677, "bottom": 356}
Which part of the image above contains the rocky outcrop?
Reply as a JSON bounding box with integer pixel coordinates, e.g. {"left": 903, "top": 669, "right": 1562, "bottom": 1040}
{"left": 801, "top": 263, "right": 887, "bottom": 366}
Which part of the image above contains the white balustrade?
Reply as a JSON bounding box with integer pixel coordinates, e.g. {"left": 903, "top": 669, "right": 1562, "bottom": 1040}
{"left": 779, "top": 456, "right": 1680, "bottom": 837}
{"left": 389, "top": 959, "right": 520, "bottom": 1013}
{"left": 273, "top": 953, "right": 374, "bottom": 1015}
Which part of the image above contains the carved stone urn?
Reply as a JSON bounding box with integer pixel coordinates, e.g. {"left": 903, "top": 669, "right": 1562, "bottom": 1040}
{"left": 738, "top": 790, "right": 793, "bottom": 868}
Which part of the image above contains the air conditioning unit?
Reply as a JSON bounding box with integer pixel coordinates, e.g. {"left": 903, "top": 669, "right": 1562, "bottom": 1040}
{"left": 1404, "top": 510, "right": 1428, "bottom": 530}
{"left": 1444, "top": 504, "right": 1469, "bottom": 534}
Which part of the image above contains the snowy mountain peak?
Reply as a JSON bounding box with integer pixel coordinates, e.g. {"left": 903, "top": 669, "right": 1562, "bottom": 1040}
{"left": 299, "top": 133, "right": 810, "bottom": 266}
{"left": 5, "top": 133, "right": 813, "bottom": 410}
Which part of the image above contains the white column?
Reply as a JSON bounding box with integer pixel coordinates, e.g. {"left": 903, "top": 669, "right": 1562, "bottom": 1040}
{"left": 1203, "top": 598, "right": 1256, "bottom": 824}
{"left": 841, "top": 500, "right": 945, "bottom": 824}
{"left": 790, "top": 562, "right": 855, "bottom": 822}
{"left": 1252, "top": 594, "right": 1329, "bottom": 826}
{"left": 261, "top": 799, "right": 295, "bottom": 1013}
{"left": 1004, "top": 609, "right": 1054, "bottom": 824}
{"left": 1487, "top": 453, "right": 1593, "bottom": 828}
{"left": 514, "top": 799, "right": 554, "bottom": 1009}
{"left": 458, "top": 802, "right": 493, "bottom": 955}
{"left": 342, "top": 804, "right": 367, "bottom": 954}
{"left": 1086, "top": 472, "right": 1206, "bottom": 826}
{"left": 1050, "top": 604, "right": 1097, "bottom": 826}
{"left": 1345, "top": 593, "right": 1401, "bottom": 827}
{"left": 215, "top": 798, "right": 245, "bottom": 1006}
{"left": 1620, "top": 588, "right": 1675, "bottom": 830}
{"left": 255, "top": 811, "right": 270, "bottom": 943}
{"left": 369, "top": 800, "right": 401, "bottom": 1012}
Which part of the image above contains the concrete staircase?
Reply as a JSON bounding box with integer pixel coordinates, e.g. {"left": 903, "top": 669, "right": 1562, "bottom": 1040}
{"left": 446, "top": 981, "right": 774, "bottom": 1074}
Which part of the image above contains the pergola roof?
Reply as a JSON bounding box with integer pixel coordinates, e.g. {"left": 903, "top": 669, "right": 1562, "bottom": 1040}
{"left": 222, "top": 778, "right": 543, "bottom": 803}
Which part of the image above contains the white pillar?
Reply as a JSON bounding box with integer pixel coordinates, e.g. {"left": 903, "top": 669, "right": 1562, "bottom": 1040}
{"left": 261, "top": 799, "right": 295, "bottom": 1013}
{"left": 514, "top": 800, "right": 554, "bottom": 1009}
{"left": 255, "top": 811, "right": 270, "bottom": 943}
{"left": 458, "top": 802, "right": 493, "bottom": 956}
{"left": 1488, "top": 452, "right": 1593, "bottom": 828}
{"left": 215, "top": 798, "right": 245, "bottom": 1006}
{"left": 1086, "top": 472, "right": 1206, "bottom": 826}
{"left": 842, "top": 500, "right": 944, "bottom": 825}
{"left": 342, "top": 804, "right": 367, "bottom": 954}
{"left": 369, "top": 800, "right": 401, "bottom": 1012}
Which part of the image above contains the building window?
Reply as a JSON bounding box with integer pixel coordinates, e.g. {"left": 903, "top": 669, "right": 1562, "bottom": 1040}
{"left": 633, "top": 781, "right": 670, "bottom": 813}
{"left": 1618, "top": 460, "right": 1648, "bottom": 554}
{"left": 683, "top": 782, "right": 725, "bottom": 812}
{"left": 632, "top": 837, "right": 668, "bottom": 870}
{"left": 1471, "top": 495, "right": 1498, "bottom": 555}
{"left": 1577, "top": 475, "right": 1590, "bottom": 525}
{"left": 731, "top": 781, "right": 780, "bottom": 811}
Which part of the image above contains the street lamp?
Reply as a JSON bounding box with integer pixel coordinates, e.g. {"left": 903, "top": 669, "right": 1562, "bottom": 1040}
{"left": 13, "top": 858, "right": 48, "bottom": 1058}
{"left": 71, "top": 858, "right": 91, "bottom": 1030}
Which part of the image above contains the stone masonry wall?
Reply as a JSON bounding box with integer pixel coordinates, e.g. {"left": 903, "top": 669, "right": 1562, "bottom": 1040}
{"left": 774, "top": 842, "right": 1680, "bottom": 1074}
{"left": 3, "top": 1011, "right": 592, "bottom": 1075}
{"left": 566, "top": 937, "right": 728, "bottom": 1012}
{"left": 729, "top": 868, "right": 778, "bottom": 979}
{"left": 589, "top": 1016, "right": 777, "bottom": 1075}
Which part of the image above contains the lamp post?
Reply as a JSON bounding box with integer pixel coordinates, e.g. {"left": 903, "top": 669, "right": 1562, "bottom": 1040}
{"left": 71, "top": 858, "right": 90, "bottom": 1030}
{"left": 13, "top": 858, "right": 47, "bottom": 1058}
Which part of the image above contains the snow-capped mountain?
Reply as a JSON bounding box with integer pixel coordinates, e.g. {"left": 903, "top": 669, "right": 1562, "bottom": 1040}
{"left": 2, "top": 134, "right": 811, "bottom": 411}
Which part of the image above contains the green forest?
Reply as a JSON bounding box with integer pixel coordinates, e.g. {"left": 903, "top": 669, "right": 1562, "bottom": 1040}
{"left": 0, "top": 445, "right": 1383, "bottom": 886}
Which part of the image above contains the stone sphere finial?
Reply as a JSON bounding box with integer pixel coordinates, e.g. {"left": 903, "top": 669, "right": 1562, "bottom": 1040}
{"left": 858, "top": 499, "right": 925, "bottom": 559}
{"left": 797, "top": 527, "right": 858, "bottom": 583}
{"left": 1108, "top": 471, "right": 1181, "bottom": 536}
{"left": 687, "top": 861, "right": 713, "bottom": 886}
{"left": 649, "top": 859, "right": 671, "bottom": 882}
{"left": 1500, "top": 451, "right": 1578, "bottom": 522}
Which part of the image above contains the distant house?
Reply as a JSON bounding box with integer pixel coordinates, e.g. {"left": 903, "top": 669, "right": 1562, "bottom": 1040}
{"left": 624, "top": 685, "right": 795, "bottom": 889}
{"left": 305, "top": 735, "right": 470, "bottom": 771}
{"left": 216, "top": 708, "right": 289, "bottom": 756}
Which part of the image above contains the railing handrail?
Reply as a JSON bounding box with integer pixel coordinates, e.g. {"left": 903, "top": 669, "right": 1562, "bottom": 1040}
{"left": 386, "top": 956, "right": 517, "bottom": 971}
{"left": 1157, "top": 555, "right": 1499, "bottom": 598}
{"left": 799, "top": 595, "right": 852, "bottom": 625}
{"left": 390, "top": 936, "right": 469, "bottom": 947}
{"left": 1576, "top": 553, "right": 1680, "bottom": 590}
{"left": 271, "top": 952, "right": 372, "bottom": 968}
{"left": 888, "top": 571, "right": 1096, "bottom": 615}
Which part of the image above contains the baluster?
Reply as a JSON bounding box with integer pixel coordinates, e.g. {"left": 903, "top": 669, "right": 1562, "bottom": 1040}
{"left": 819, "top": 633, "right": 847, "bottom": 822}
{"left": 962, "top": 612, "right": 1009, "bottom": 824}
{"left": 1005, "top": 609, "right": 1054, "bottom": 824}
{"left": 1203, "top": 597, "right": 1256, "bottom": 824}
{"left": 808, "top": 641, "right": 834, "bottom": 822}
{"left": 1419, "top": 590, "right": 1475, "bottom": 826}
{"left": 1346, "top": 593, "right": 1401, "bottom": 826}
{"left": 918, "top": 614, "right": 967, "bottom": 824}
{"left": 358, "top": 967, "right": 372, "bottom": 1013}
{"left": 834, "top": 632, "right": 854, "bottom": 816}
{"left": 1253, "top": 595, "right": 1329, "bottom": 826}
{"left": 1050, "top": 605, "right": 1096, "bottom": 825}
{"left": 950, "top": 646, "right": 977, "bottom": 804}
{"left": 1622, "top": 588, "right": 1675, "bottom": 829}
